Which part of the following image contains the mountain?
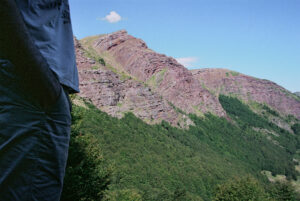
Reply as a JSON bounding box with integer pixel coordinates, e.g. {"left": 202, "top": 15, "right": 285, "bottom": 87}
{"left": 62, "top": 30, "right": 300, "bottom": 200}
{"left": 295, "top": 92, "right": 300, "bottom": 97}
{"left": 76, "top": 30, "right": 300, "bottom": 127}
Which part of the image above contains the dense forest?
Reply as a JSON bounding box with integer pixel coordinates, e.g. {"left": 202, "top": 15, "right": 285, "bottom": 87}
{"left": 61, "top": 95, "right": 300, "bottom": 201}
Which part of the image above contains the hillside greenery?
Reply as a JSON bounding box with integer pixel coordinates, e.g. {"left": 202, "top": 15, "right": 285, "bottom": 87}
{"left": 213, "top": 176, "right": 270, "bottom": 201}
{"left": 61, "top": 95, "right": 300, "bottom": 200}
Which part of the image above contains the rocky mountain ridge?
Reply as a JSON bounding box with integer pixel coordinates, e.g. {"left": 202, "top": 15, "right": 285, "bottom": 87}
{"left": 90, "top": 30, "right": 225, "bottom": 117}
{"left": 75, "top": 37, "right": 193, "bottom": 127}
{"left": 191, "top": 68, "right": 300, "bottom": 119}
{"left": 75, "top": 30, "right": 300, "bottom": 127}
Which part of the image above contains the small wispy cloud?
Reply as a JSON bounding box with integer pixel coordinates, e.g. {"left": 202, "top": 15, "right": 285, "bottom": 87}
{"left": 175, "top": 57, "right": 198, "bottom": 67}
{"left": 101, "top": 11, "right": 122, "bottom": 23}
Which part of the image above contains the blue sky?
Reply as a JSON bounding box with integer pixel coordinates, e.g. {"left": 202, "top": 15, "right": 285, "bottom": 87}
{"left": 69, "top": 0, "right": 300, "bottom": 92}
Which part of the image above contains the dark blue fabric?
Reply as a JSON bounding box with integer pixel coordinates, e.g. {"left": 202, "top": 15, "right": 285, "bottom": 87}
{"left": 14, "top": 0, "right": 79, "bottom": 93}
{"left": 0, "top": 59, "right": 71, "bottom": 201}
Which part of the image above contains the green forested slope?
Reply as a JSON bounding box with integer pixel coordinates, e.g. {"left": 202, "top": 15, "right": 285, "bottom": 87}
{"left": 61, "top": 96, "right": 300, "bottom": 201}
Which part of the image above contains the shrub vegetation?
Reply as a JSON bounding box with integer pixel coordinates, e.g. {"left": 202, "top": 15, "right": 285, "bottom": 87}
{"left": 61, "top": 96, "right": 300, "bottom": 200}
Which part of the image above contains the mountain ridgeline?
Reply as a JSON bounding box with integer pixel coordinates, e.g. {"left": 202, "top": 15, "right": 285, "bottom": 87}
{"left": 62, "top": 30, "right": 300, "bottom": 201}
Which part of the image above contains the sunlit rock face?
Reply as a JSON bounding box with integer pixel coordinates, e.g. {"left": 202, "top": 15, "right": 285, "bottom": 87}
{"left": 74, "top": 36, "right": 193, "bottom": 128}
{"left": 91, "top": 30, "right": 226, "bottom": 117}
{"left": 191, "top": 68, "right": 300, "bottom": 119}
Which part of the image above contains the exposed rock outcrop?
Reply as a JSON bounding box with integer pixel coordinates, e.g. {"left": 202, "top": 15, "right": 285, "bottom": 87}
{"left": 91, "top": 30, "right": 226, "bottom": 117}
{"left": 191, "top": 68, "right": 300, "bottom": 119}
{"left": 75, "top": 37, "right": 193, "bottom": 127}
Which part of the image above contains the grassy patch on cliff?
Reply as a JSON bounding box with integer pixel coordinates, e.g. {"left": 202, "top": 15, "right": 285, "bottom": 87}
{"left": 146, "top": 68, "right": 167, "bottom": 89}
{"left": 80, "top": 36, "right": 132, "bottom": 81}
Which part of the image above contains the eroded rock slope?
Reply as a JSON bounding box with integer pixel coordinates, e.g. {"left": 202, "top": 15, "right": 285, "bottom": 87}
{"left": 75, "top": 37, "right": 192, "bottom": 127}
{"left": 90, "top": 30, "right": 225, "bottom": 117}
{"left": 191, "top": 68, "right": 300, "bottom": 119}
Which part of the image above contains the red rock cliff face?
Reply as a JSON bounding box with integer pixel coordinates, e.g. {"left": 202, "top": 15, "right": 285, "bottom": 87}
{"left": 74, "top": 37, "right": 193, "bottom": 127}
{"left": 92, "top": 30, "right": 226, "bottom": 116}
{"left": 191, "top": 68, "right": 300, "bottom": 119}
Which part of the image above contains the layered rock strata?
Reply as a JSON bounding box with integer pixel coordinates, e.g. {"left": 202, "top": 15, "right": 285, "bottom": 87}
{"left": 75, "top": 37, "right": 192, "bottom": 127}
{"left": 91, "top": 30, "right": 226, "bottom": 117}
{"left": 191, "top": 68, "right": 300, "bottom": 119}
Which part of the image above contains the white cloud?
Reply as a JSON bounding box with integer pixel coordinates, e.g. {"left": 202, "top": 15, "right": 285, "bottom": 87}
{"left": 175, "top": 57, "right": 198, "bottom": 67}
{"left": 101, "top": 11, "right": 122, "bottom": 23}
